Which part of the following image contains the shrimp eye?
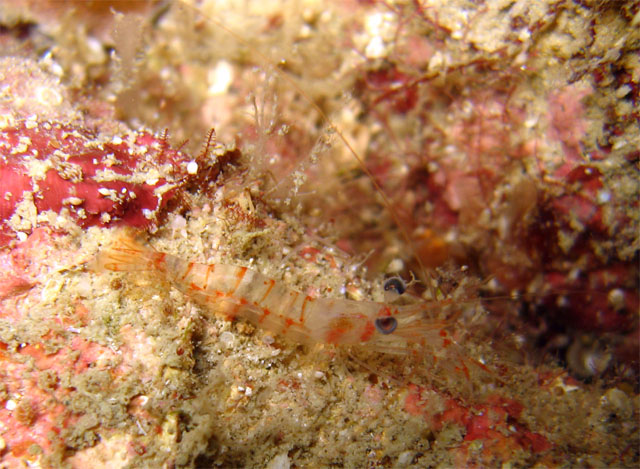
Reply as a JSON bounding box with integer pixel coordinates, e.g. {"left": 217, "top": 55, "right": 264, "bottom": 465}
{"left": 375, "top": 317, "right": 398, "bottom": 335}
{"left": 384, "top": 277, "right": 406, "bottom": 295}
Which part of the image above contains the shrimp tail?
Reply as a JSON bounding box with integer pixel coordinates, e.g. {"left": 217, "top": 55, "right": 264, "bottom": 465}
{"left": 92, "top": 232, "right": 166, "bottom": 273}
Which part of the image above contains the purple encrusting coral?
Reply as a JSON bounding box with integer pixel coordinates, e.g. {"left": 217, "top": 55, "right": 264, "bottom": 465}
{"left": 0, "top": 55, "right": 239, "bottom": 247}
{"left": 0, "top": 120, "right": 189, "bottom": 244}
{"left": 0, "top": 0, "right": 638, "bottom": 468}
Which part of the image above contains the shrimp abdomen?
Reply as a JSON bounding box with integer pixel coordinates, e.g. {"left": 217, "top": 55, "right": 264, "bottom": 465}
{"left": 177, "top": 261, "right": 319, "bottom": 343}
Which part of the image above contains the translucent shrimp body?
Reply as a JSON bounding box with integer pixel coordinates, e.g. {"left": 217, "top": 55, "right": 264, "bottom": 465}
{"left": 95, "top": 233, "right": 451, "bottom": 353}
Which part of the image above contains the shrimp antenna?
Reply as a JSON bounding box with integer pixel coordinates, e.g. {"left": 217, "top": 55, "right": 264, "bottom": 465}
{"left": 168, "top": 0, "right": 435, "bottom": 296}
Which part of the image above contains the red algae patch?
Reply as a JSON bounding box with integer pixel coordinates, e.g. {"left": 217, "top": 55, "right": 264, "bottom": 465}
{"left": 0, "top": 57, "right": 239, "bottom": 246}
{"left": 0, "top": 120, "right": 185, "bottom": 244}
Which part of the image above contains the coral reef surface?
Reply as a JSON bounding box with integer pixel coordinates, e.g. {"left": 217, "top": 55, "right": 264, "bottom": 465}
{"left": 0, "top": 1, "right": 637, "bottom": 467}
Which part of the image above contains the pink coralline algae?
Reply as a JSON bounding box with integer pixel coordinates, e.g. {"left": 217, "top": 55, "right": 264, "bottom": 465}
{"left": 403, "top": 384, "right": 552, "bottom": 464}
{"left": 0, "top": 120, "right": 207, "bottom": 245}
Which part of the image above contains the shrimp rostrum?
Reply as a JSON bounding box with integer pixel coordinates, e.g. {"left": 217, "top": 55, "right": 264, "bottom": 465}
{"left": 94, "top": 232, "right": 486, "bottom": 392}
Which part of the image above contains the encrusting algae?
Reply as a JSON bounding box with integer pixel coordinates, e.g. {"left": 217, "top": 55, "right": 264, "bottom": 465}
{"left": 0, "top": 0, "right": 638, "bottom": 468}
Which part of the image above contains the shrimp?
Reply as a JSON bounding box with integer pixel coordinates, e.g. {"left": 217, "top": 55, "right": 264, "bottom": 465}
{"left": 94, "top": 232, "right": 460, "bottom": 355}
